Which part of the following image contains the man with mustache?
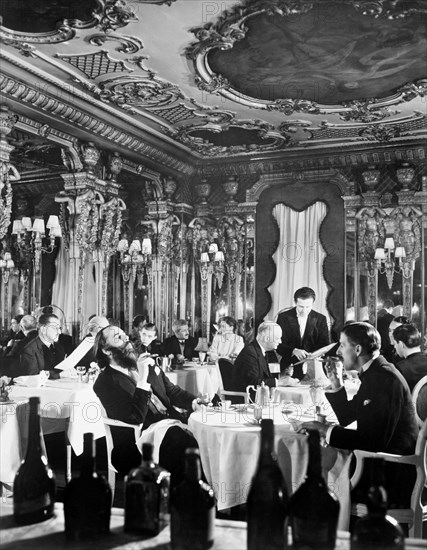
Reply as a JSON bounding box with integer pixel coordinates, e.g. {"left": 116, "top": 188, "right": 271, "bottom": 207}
{"left": 93, "top": 324, "right": 205, "bottom": 484}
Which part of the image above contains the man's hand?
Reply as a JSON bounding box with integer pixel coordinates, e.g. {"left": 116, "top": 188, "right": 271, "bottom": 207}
{"left": 293, "top": 348, "right": 309, "bottom": 361}
{"left": 192, "top": 393, "right": 211, "bottom": 411}
{"left": 136, "top": 355, "right": 154, "bottom": 384}
{"left": 297, "top": 420, "right": 330, "bottom": 438}
{"left": 323, "top": 357, "right": 344, "bottom": 389}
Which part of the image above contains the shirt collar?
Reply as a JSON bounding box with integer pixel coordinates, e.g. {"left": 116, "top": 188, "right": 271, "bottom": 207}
{"left": 109, "top": 363, "right": 132, "bottom": 377}
{"left": 360, "top": 350, "right": 380, "bottom": 373}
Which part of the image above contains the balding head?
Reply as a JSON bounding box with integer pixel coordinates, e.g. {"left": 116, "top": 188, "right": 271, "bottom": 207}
{"left": 87, "top": 316, "right": 109, "bottom": 336}
{"left": 256, "top": 321, "right": 282, "bottom": 351}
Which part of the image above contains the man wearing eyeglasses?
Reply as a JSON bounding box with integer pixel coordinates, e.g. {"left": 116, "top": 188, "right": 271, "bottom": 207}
{"left": 17, "top": 313, "right": 76, "bottom": 379}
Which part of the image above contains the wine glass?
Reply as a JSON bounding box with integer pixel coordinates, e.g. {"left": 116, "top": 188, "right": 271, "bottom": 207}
{"left": 198, "top": 351, "right": 206, "bottom": 364}
{"left": 76, "top": 366, "right": 86, "bottom": 383}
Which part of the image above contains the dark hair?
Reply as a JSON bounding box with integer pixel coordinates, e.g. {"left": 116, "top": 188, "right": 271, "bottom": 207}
{"left": 38, "top": 313, "right": 59, "bottom": 327}
{"left": 142, "top": 323, "right": 157, "bottom": 335}
{"left": 14, "top": 314, "right": 24, "bottom": 324}
{"left": 40, "top": 306, "right": 54, "bottom": 316}
{"left": 392, "top": 323, "right": 421, "bottom": 348}
{"left": 294, "top": 287, "right": 316, "bottom": 302}
{"left": 133, "top": 314, "right": 148, "bottom": 328}
{"left": 341, "top": 322, "right": 380, "bottom": 354}
{"left": 220, "top": 316, "right": 237, "bottom": 332}
{"left": 383, "top": 299, "right": 395, "bottom": 310}
{"left": 94, "top": 325, "right": 112, "bottom": 369}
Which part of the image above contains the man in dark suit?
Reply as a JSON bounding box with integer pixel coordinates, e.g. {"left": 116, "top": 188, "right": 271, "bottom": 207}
{"left": 130, "top": 322, "right": 165, "bottom": 357}
{"left": 16, "top": 313, "right": 75, "bottom": 379}
{"left": 0, "top": 315, "right": 38, "bottom": 377}
{"left": 163, "top": 319, "right": 197, "bottom": 363}
{"left": 276, "top": 287, "right": 330, "bottom": 379}
{"left": 376, "top": 299, "right": 394, "bottom": 359}
{"left": 301, "top": 322, "right": 418, "bottom": 506}
{"left": 93, "top": 324, "right": 206, "bottom": 482}
{"left": 393, "top": 323, "right": 427, "bottom": 392}
{"left": 231, "top": 321, "right": 287, "bottom": 393}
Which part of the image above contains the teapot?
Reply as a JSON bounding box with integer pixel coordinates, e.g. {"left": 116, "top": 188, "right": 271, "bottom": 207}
{"left": 246, "top": 381, "right": 271, "bottom": 407}
{"left": 156, "top": 356, "right": 172, "bottom": 372}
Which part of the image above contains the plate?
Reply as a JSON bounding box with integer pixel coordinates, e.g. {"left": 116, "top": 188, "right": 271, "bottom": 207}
{"left": 0, "top": 400, "right": 14, "bottom": 405}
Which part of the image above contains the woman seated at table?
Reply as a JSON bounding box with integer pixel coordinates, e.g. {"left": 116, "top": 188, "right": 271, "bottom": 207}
{"left": 208, "top": 316, "right": 244, "bottom": 362}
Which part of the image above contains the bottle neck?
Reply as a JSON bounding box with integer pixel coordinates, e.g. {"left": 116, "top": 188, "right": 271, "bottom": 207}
{"left": 185, "top": 453, "right": 202, "bottom": 483}
{"left": 80, "top": 435, "right": 96, "bottom": 477}
{"left": 26, "top": 401, "right": 43, "bottom": 458}
{"left": 258, "top": 425, "right": 276, "bottom": 467}
{"left": 306, "top": 431, "right": 323, "bottom": 481}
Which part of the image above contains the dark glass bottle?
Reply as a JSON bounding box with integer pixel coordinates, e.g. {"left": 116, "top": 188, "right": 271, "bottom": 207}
{"left": 170, "top": 447, "right": 216, "bottom": 550}
{"left": 290, "top": 429, "right": 340, "bottom": 549}
{"left": 63, "top": 432, "right": 111, "bottom": 541}
{"left": 13, "top": 396, "right": 56, "bottom": 525}
{"left": 351, "top": 458, "right": 404, "bottom": 550}
{"left": 124, "top": 443, "right": 170, "bottom": 536}
{"left": 247, "top": 419, "right": 289, "bottom": 550}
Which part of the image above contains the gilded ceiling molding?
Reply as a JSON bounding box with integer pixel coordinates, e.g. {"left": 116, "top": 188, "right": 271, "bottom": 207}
{"left": 186, "top": 0, "right": 427, "bottom": 115}
{"left": 0, "top": 0, "right": 106, "bottom": 44}
{"left": 87, "top": 33, "right": 144, "bottom": 54}
{"left": 0, "top": 74, "right": 193, "bottom": 175}
{"left": 56, "top": 51, "right": 134, "bottom": 79}
{"left": 359, "top": 124, "right": 406, "bottom": 142}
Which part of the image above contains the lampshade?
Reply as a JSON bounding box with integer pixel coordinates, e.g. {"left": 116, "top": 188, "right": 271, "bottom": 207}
{"left": 32, "top": 218, "right": 45, "bottom": 234}
{"left": 21, "top": 217, "right": 32, "bottom": 230}
{"left": 4, "top": 252, "right": 11, "bottom": 261}
{"left": 12, "top": 220, "right": 24, "bottom": 234}
{"left": 142, "top": 238, "right": 152, "bottom": 255}
{"left": 6, "top": 259, "right": 14, "bottom": 268}
{"left": 374, "top": 248, "right": 385, "bottom": 260}
{"left": 129, "top": 239, "right": 141, "bottom": 253}
{"left": 50, "top": 226, "right": 62, "bottom": 237}
{"left": 117, "top": 238, "right": 129, "bottom": 252}
{"left": 208, "top": 243, "right": 218, "bottom": 254}
{"left": 395, "top": 246, "right": 406, "bottom": 258}
{"left": 384, "top": 237, "right": 395, "bottom": 250}
{"left": 214, "top": 251, "right": 225, "bottom": 262}
{"left": 200, "top": 252, "right": 210, "bottom": 263}
{"left": 46, "top": 215, "right": 60, "bottom": 229}
{"left": 0, "top": 260, "right": 5, "bottom": 268}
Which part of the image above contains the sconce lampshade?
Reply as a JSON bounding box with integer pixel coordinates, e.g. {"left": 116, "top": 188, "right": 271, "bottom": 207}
{"left": 200, "top": 252, "right": 210, "bottom": 263}
{"left": 117, "top": 239, "right": 129, "bottom": 252}
{"left": 214, "top": 251, "right": 225, "bottom": 262}
{"left": 46, "top": 215, "right": 60, "bottom": 229}
{"left": 384, "top": 237, "right": 395, "bottom": 250}
{"left": 12, "top": 220, "right": 24, "bottom": 234}
{"left": 374, "top": 248, "right": 385, "bottom": 260}
{"left": 50, "top": 226, "right": 62, "bottom": 237}
{"left": 129, "top": 240, "right": 141, "bottom": 254}
{"left": 208, "top": 243, "right": 218, "bottom": 254}
{"left": 0, "top": 260, "right": 5, "bottom": 268}
{"left": 6, "top": 259, "right": 14, "bottom": 268}
{"left": 395, "top": 246, "right": 406, "bottom": 258}
{"left": 21, "top": 217, "right": 32, "bottom": 230}
{"left": 32, "top": 218, "right": 45, "bottom": 234}
{"left": 142, "top": 238, "right": 152, "bottom": 255}
{"left": 3, "top": 253, "right": 11, "bottom": 261}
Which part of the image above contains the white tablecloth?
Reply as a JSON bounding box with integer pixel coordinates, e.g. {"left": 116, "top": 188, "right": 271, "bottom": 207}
{"left": 189, "top": 405, "right": 352, "bottom": 530}
{"left": 166, "top": 363, "right": 221, "bottom": 397}
{"left": 9, "top": 379, "right": 105, "bottom": 455}
{"left": 272, "top": 379, "right": 360, "bottom": 407}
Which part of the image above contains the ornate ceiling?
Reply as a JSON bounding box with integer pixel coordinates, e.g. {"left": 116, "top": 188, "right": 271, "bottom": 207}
{"left": 0, "top": 0, "right": 426, "bottom": 182}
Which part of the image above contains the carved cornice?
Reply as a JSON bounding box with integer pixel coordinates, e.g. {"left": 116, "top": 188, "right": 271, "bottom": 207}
{"left": 0, "top": 73, "right": 194, "bottom": 175}
{"left": 186, "top": 0, "right": 427, "bottom": 115}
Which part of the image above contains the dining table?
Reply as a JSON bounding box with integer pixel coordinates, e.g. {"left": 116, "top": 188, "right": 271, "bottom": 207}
{"left": 165, "top": 360, "right": 221, "bottom": 397}
{"left": 188, "top": 403, "right": 354, "bottom": 531}
{"left": 272, "top": 378, "right": 360, "bottom": 408}
{"left": 1, "top": 500, "right": 425, "bottom": 550}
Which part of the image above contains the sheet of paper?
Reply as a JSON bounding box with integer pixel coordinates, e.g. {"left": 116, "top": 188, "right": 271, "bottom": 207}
{"left": 54, "top": 336, "right": 95, "bottom": 370}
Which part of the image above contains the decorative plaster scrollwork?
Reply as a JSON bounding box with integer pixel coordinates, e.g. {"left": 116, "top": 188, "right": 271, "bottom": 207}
{"left": 87, "top": 33, "right": 143, "bottom": 54}
{"left": 359, "top": 124, "right": 404, "bottom": 142}
{"left": 339, "top": 101, "right": 398, "bottom": 123}
{"left": 98, "top": 0, "right": 138, "bottom": 33}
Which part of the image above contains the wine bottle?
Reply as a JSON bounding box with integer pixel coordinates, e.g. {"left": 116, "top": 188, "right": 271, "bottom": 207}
{"left": 13, "top": 396, "right": 56, "bottom": 525}
{"left": 170, "top": 447, "right": 216, "bottom": 550}
{"left": 63, "top": 432, "right": 111, "bottom": 541}
{"left": 351, "top": 458, "right": 404, "bottom": 550}
{"left": 124, "top": 442, "right": 170, "bottom": 536}
{"left": 290, "top": 429, "right": 340, "bottom": 549}
{"left": 247, "top": 419, "right": 289, "bottom": 550}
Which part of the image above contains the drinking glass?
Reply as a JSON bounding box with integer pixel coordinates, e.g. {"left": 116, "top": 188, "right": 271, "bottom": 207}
{"left": 76, "top": 366, "right": 86, "bottom": 383}
{"left": 198, "top": 351, "right": 206, "bottom": 364}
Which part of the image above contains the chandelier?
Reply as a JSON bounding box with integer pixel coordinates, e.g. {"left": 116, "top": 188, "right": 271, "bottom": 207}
{"left": 12, "top": 215, "right": 62, "bottom": 269}
{"left": 200, "top": 243, "right": 225, "bottom": 289}
{"left": 117, "top": 237, "right": 152, "bottom": 288}
{"left": 374, "top": 237, "right": 411, "bottom": 289}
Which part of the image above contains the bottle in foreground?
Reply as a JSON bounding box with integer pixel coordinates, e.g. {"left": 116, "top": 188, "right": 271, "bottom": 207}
{"left": 247, "top": 418, "right": 289, "bottom": 550}
{"left": 290, "top": 429, "right": 340, "bottom": 549}
{"left": 170, "top": 447, "right": 216, "bottom": 550}
{"left": 64, "top": 432, "right": 111, "bottom": 541}
{"left": 13, "top": 396, "right": 56, "bottom": 525}
{"left": 124, "top": 442, "right": 170, "bottom": 536}
{"left": 351, "top": 458, "right": 404, "bottom": 550}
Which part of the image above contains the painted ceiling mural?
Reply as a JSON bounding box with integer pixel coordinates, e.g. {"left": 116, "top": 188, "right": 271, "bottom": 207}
{"left": 0, "top": 0, "right": 426, "bottom": 172}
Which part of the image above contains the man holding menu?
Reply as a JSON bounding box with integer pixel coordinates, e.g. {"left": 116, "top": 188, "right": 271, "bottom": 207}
{"left": 276, "top": 287, "right": 330, "bottom": 380}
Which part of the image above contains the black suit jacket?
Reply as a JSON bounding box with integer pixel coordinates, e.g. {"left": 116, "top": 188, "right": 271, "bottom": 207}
{"left": 17, "top": 336, "right": 66, "bottom": 379}
{"left": 231, "top": 340, "right": 276, "bottom": 392}
{"left": 276, "top": 307, "right": 330, "bottom": 379}
{"left": 396, "top": 351, "right": 427, "bottom": 393}
{"left": 327, "top": 355, "right": 418, "bottom": 454}
{"left": 163, "top": 335, "right": 197, "bottom": 360}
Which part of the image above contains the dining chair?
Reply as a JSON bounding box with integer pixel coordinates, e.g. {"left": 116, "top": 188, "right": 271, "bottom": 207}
{"left": 101, "top": 413, "right": 142, "bottom": 503}
{"left": 350, "top": 418, "right": 427, "bottom": 538}
{"left": 218, "top": 358, "right": 234, "bottom": 390}
{"left": 411, "top": 375, "right": 427, "bottom": 429}
{"left": 219, "top": 389, "right": 249, "bottom": 404}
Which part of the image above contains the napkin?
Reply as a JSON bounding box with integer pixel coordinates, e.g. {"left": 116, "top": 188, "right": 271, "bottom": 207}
{"left": 13, "top": 371, "right": 49, "bottom": 387}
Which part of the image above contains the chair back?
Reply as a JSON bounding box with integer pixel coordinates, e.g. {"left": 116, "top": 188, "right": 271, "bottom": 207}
{"left": 218, "top": 358, "right": 234, "bottom": 390}
{"left": 220, "top": 389, "right": 249, "bottom": 404}
{"left": 411, "top": 375, "right": 427, "bottom": 429}
{"left": 100, "top": 407, "right": 142, "bottom": 503}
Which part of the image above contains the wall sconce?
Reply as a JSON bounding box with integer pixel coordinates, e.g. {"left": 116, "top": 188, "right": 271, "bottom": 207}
{"left": 117, "top": 237, "right": 152, "bottom": 288}
{"left": 200, "top": 243, "right": 225, "bottom": 288}
{"left": 12, "top": 215, "right": 61, "bottom": 269}
{"left": 374, "top": 237, "right": 411, "bottom": 289}
{"left": 0, "top": 252, "right": 15, "bottom": 283}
